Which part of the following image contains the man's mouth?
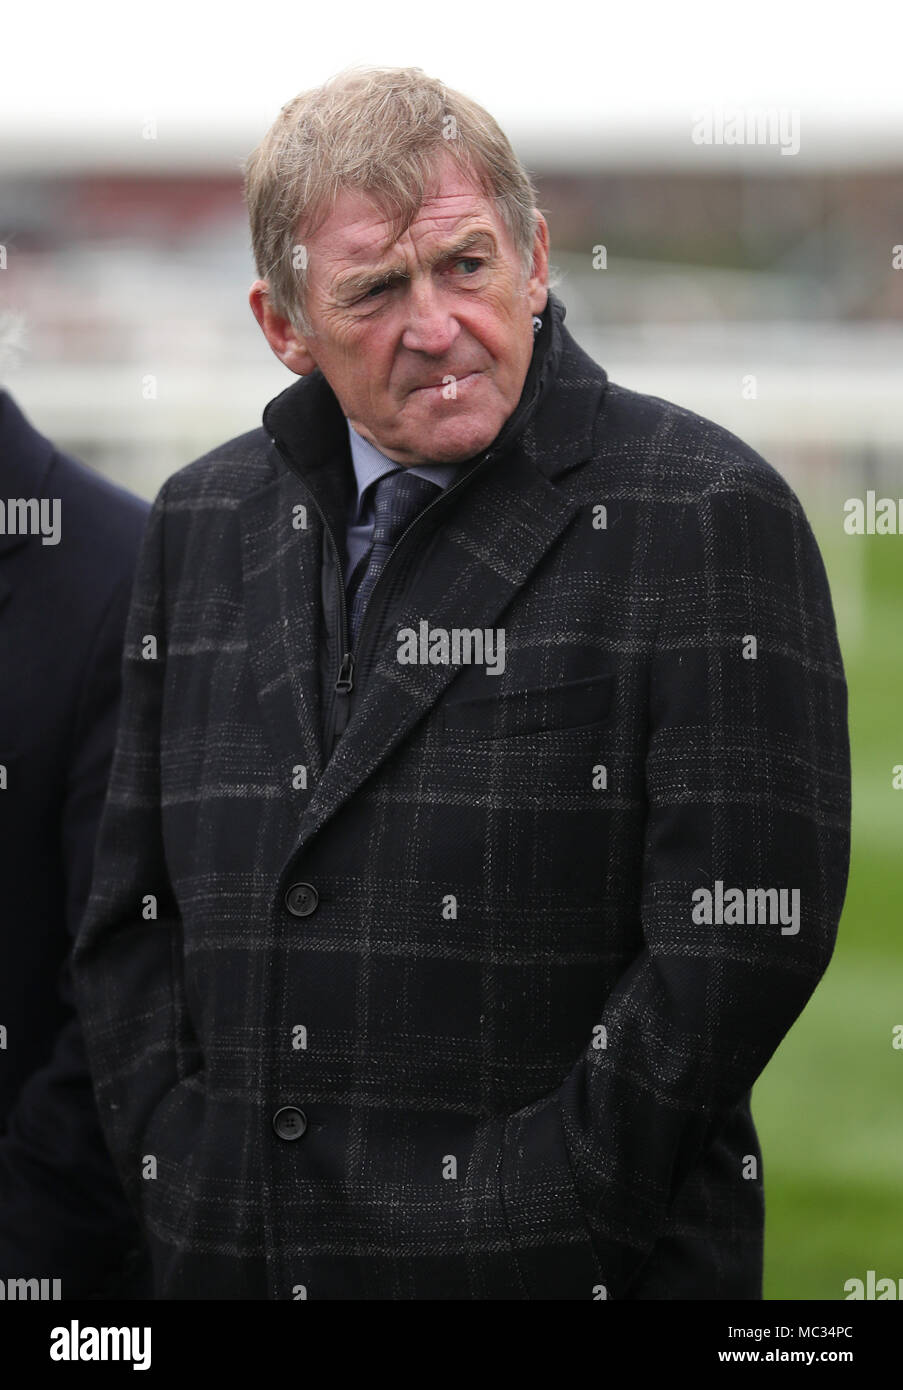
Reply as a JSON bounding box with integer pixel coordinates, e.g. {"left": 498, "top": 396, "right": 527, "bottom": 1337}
{"left": 411, "top": 371, "right": 482, "bottom": 394}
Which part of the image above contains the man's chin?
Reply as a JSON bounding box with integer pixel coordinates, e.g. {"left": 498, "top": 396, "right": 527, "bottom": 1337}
{"left": 407, "top": 435, "right": 497, "bottom": 466}
{"left": 393, "top": 411, "right": 504, "bottom": 466}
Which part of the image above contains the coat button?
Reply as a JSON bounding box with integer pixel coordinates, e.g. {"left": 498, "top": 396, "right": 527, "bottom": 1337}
{"left": 284, "top": 882, "right": 318, "bottom": 916}
{"left": 273, "top": 1106, "right": 308, "bottom": 1141}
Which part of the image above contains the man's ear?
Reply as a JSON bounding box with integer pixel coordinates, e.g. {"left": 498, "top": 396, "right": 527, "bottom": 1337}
{"left": 526, "top": 213, "right": 551, "bottom": 317}
{"left": 249, "top": 281, "right": 318, "bottom": 376}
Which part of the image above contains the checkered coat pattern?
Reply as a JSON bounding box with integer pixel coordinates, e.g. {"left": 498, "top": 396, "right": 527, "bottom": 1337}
{"left": 72, "top": 293, "right": 850, "bottom": 1299}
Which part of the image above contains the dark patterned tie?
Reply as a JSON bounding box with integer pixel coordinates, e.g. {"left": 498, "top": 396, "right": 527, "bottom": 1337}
{"left": 348, "top": 468, "right": 441, "bottom": 646}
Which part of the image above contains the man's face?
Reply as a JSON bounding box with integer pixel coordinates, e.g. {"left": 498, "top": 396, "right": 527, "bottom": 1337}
{"left": 250, "top": 154, "right": 549, "bottom": 466}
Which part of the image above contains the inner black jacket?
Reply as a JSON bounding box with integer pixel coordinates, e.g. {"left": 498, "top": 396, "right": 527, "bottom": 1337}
{"left": 72, "top": 293, "right": 851, "bottom": 1299}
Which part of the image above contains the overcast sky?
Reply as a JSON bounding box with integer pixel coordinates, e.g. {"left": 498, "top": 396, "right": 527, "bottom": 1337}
{"left": 2, "top": 0, "right": 900, "bottom": 170}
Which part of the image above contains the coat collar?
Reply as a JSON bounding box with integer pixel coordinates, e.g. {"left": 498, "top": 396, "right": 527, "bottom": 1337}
{"left": 239, "top": 292, "right": 609, "bottom": 865}
{"left": 0, "top": 390, "right": 55, "bottom": 557}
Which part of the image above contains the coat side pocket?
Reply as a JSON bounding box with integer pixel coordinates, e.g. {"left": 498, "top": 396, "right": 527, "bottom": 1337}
{"left": 500, "top": 1095, "right": 608, "bottom": 1300}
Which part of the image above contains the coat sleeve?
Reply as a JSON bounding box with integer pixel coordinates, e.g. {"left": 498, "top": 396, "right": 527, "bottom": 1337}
{"left": 72, "top": 477, "right": 202, "bottom": 1221}
{"left": 0, "top": 573, "right": 151, "bottom": 1295}
{"left": 468, "top": 459, "right": 851, "bottom": 1299}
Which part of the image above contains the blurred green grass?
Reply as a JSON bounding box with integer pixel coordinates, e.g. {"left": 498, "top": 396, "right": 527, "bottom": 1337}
{"left": 754, "top": 501, "right": 903, "bottom": 1300}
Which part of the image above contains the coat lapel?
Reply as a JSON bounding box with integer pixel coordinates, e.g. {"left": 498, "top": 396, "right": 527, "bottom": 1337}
{"left": 240, "top": 369, "right": 356, "bottom": 786}
{"left": 297, "top": 442, "right": 587, "bottom": 845}
{"left": 239, "top": 461, "right": 330, "bottom": 785}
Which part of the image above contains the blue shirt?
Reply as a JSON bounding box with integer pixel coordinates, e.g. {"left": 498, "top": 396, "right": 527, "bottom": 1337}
{"left": 344, "top": 421, "right": 459, "bottom": 586}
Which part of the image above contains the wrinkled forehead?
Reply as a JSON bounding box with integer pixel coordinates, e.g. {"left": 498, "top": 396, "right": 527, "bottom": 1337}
{"left": 301, "top": 152, "right": 505, "bottom": 268}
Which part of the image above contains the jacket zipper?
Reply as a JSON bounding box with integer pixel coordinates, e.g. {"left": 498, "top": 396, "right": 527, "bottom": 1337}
{"left": 269, "top": 436, "right": 499, "bottom": 757}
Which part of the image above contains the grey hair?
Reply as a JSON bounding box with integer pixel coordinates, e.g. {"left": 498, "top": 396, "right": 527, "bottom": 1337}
{"left": 241, "top": 65, "right": 553, "bottom": 336}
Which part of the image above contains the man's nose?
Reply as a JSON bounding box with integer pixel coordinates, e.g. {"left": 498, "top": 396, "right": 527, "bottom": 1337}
{"left": 400, "top": 282, "right": 459, "bottom": 356}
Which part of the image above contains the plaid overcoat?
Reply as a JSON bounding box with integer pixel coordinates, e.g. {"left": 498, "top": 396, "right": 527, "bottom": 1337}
{"left": 72, "top": 293, "right": 850, "bottom": 1299}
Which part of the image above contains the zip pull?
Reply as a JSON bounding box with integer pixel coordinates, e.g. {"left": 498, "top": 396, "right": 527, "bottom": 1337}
{"left": 335, "top": 651, "right": 354, "bottom": 694}
{"left": 332, "top": 651, "right": 354, "bottom": 741}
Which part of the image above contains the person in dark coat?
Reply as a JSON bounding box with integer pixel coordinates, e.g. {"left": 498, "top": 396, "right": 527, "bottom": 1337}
{"left": 0, "top": 386, "right": 152, "bottom": 1297}
{"left": 72, "top": 67, "right": 850, "bottom": 1300}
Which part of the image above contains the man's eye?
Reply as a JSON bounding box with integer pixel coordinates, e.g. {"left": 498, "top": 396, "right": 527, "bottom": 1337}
{"left": 354, "top": 259, "right": 482, "bottom": 304}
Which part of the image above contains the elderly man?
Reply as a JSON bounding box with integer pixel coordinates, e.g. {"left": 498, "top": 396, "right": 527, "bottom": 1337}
{"left": 72, "top": 66, "right": 850, "bottom": 1300}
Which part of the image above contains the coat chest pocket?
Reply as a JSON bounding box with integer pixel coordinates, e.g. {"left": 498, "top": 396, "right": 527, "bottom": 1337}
{"left": 438, "top": 672, "right": 614, "bottom": 739}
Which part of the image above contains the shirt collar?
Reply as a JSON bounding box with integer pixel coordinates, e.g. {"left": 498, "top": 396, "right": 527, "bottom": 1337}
{"left": 345, "top": 420, "right": 460, "bottom": 522}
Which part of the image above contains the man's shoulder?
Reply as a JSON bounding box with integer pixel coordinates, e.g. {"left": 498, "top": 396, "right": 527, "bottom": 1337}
{"left": 161, "top": 425, "right": 278, "bottom": 507}
{"left": 597, "top": 377, "right": 800, "bottom": 510}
